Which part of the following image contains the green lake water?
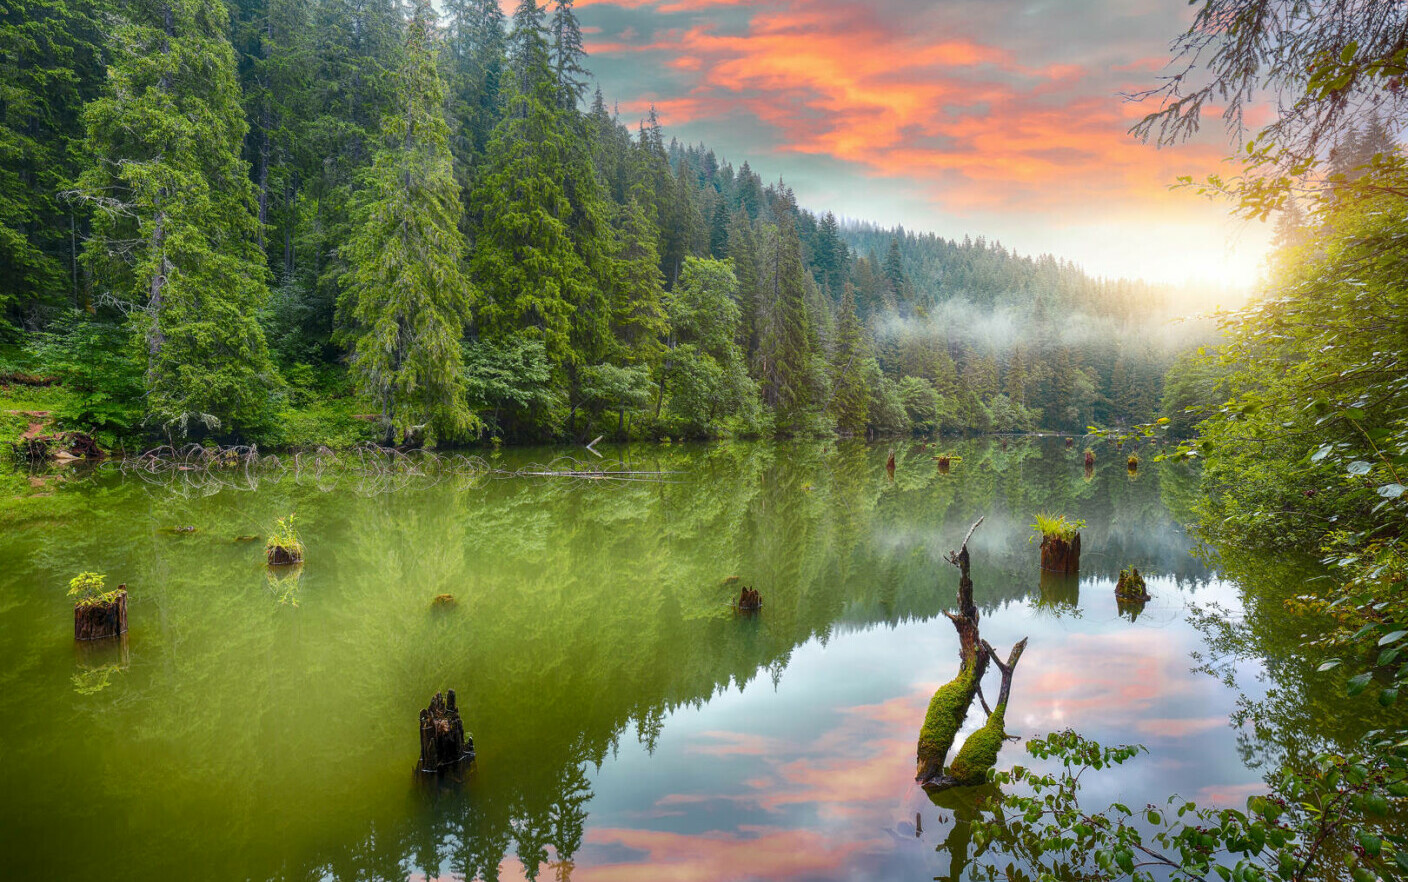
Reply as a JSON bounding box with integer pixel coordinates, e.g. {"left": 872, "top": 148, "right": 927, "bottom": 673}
{"left": 0, "top": 439, "right": 1374, "bottom": 880}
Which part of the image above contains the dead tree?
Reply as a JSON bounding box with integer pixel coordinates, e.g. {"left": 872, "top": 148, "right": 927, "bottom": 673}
{"left": 417, "top": 690, "right": 475, "bottom": 774}
{"left": 918, "top": 518, "right": 1030, "bottom": 789}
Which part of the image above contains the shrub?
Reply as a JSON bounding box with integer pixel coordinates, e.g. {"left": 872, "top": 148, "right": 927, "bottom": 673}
{"left": 1032, "top": 513, "right": 1084, "bottom": 542}
{"left": 67, "top": 571, "right": 120, "bottom": 607}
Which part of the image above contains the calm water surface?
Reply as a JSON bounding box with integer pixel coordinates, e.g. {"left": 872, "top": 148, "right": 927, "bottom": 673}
{"left": 0, "top": 439, "right": 1361, "bottom": 880}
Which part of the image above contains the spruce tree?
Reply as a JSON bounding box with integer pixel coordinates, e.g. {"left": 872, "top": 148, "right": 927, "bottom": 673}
{"left": 548, "top": 0, "right": 587, "bottom": 110}
{"left": 756, "top": 215, "right": 814, "bottom": 429}
{"left": 339, "top": 0, "right": 475, "bottom": 445}
{"left": 0, "top": 0, "right": 107, "bottom": 320}
{"left": 470, "top": 0, "right": 593, "bottom": 382}
{"left": 829, "top": 285, "right": 869, "bottom": 433}
{"left": 78, "top": 0, "right": 280, "bottom": 435}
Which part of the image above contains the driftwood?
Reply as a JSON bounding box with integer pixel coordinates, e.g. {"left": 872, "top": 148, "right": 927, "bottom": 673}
{"left": 12, "top": 431, "right": 103, "bottom": 463}
{"left": 75, "top": 590, "right": 127, "bottom": 641}
{"left": 417, "top": 690, "right": 474, "bottom": 774}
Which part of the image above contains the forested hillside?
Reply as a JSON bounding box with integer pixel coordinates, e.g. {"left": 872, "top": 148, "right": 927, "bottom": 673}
{"left": 0, "top": 0, "right": 1192, "bottom": 447}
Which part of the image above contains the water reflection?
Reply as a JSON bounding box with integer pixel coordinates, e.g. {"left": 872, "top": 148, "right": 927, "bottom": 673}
{"left": 0, "top": 438, "right": 1329, "bottom": 881}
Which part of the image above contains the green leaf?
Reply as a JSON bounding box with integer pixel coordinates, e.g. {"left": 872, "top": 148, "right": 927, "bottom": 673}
{"left": 1317, "top": 659, "right": 1342, "bottom": 672}
{"left": 1347, "top": 672, "right": 1373, "bottom": 696}
{"left": 1356, "top": 830, "right": 1382, "bottom": 857}
{"left": 1379, "top": 630, "right": 1408, "bottom": 646}
{"left": 1378, "top": 483, "right": 1406, "bottom": 499}
{"left": 1347, "top": 460, "right": 1373, "bottom": 476}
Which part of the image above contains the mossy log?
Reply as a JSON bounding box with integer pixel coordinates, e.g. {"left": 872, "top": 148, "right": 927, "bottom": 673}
{"left": 929, "top": 638, "right": 1028, "bottom": 789}
{"left": 1039, "top": 532, "right": 1080, "bottom": 575}
{"left": 917, "top": 662, "right": 977, "bottom": 782}
{"left": 74, "top": 590, "right": 127, "bottom": 641}
{"left": 1115, "top": 567, "right": 1149, "bottom": 602}
{"left": 417, "top": 690, "right": 474, "bottom": 774}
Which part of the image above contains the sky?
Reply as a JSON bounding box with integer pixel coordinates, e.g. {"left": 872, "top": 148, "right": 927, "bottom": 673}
{"left": 573, "top": 0, "right": 1272, "bottom": 288}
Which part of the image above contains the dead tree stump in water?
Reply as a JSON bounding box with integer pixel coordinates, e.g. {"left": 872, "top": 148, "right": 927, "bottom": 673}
{"left": 417, "top": 690, "right": 474, "bottom": 774}
{"left": 936, "top": 455, "right": 951, "bottom": 474}
{"left": 1115, "top": 567, "right": 1149, "bottom": 602}
{"left": 1039, "top": 533, "right": 1081, "bottom": 575}
{"left": 74, "top": 590, "right": 127, "bottom": 641}
{"left": 1065, "top": 437, "right": 1074, "bottom": 448}
{"left": 1084, "top": 450, "right": 1095, "bottom": 468}
{"left": 735, "top": 586, "right": 762, "bottom": 611}
{"left": 886, "top": 451, "right": 896, "bottom": 475}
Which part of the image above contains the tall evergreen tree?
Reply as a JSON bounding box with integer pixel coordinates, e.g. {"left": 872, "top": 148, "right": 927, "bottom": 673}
{"left": 338, "top": 0, "right": 475, "bottom": 445}
{"left": 78, "top": 0, "right": 280, "bottom": 434}
{"left": 756, "top": 215, "right": 814, "bottom": 428}
{"left": 0, "top": 0, "right": 107, "bottom": 322}
{"left": 470, "top": 1, "right": 593, "bottom": 381}
{"left": 548, "top": 0, "right": 587, "bottom": 110}
{"left": 828, "top": 285, "right": 869, "bottom": 433}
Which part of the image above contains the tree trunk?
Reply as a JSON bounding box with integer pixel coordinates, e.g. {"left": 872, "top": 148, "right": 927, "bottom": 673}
{"left": 1039, "top": 532, "right": 1080, "bottom": 575}
{"left": 417, "top": 690, "right": 474, "bottom": 773}
{"left": 74, "top": 591, "right": 128, "bottom": 641}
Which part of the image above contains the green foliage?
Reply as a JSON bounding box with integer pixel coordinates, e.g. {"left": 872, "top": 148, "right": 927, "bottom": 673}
{"left": 67, "top": 570, "right": 119, "bottom": 607}
{"left": 462, "top": 336, "right": 562, "bottom": 438}
{"left": 1032, "top": 513, "right": 1084, "bottom": 542}
{"left": 338, "top": 0, "right": 476, "bottom": 447}
{"left": 26, "top": 311, "right": 143, "bottom": 444}
{"left": 77, "top": 0, "right": 280, "bottom": 436}
{"left": 265, "top": 514, "right": 304, "bottom": 558}
{"left": 972, "top": 729, "right": 1407, "bottom": 882}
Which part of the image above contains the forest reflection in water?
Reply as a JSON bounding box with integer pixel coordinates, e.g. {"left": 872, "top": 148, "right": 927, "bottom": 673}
{"left": 0, "top": 437, "right": 1375, "bottom": 881}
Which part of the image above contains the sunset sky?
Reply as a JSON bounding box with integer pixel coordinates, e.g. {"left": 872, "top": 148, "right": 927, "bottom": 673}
{"left": 574, "top": 0, "right": 1271, "bottom": 288}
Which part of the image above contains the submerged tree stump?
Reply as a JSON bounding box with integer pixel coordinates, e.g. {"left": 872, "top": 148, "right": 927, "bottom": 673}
{"left": 1039, "top": 532, "right": 1081, "bottom": 575}
{"left": 1084, "top": 450, "right": 1095, "bottom": 468}
{"left": 886, "top": 451, "right": 896, "bottom": 475}
{"left": 1115, "top": 567, "right": 1149, "bottom": 602}
{"left": 417, "top": 690, "right": 474, "bottom": 774}
{"left": 735, "top": 586, "right": 762, "bottom": 611}
{"left": 266, "top": 544, "right": 303, "bottom": 566}
{"left": 936, "top": 456, "right": 951, "bottom": 474}
{"left": 1065, "top": 437, "right": 1074, "bottom": 448}
{"left": 74, "top": 590, "right": 127, "bottom": 641}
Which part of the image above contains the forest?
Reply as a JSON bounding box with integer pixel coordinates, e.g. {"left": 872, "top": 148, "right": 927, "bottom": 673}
{"left": 0, "top": 0, "right": 1192, "bottom": 449}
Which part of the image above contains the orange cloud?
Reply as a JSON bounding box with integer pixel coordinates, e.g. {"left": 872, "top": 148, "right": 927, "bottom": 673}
{"left": 587, "top": 0, "right": 1227, "bottom": 215}
{"left": 573, "top": 825, "right": 886, "bottom": 882}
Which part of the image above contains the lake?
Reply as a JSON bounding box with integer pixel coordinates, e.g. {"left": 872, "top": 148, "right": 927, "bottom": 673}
{"left": 0, "top": 438, "right": 1369, "bottom": 880}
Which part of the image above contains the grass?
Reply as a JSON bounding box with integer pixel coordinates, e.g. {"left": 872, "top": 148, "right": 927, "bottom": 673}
{"left": 265, "top": 515, "right": 305, "bottom": 561}
{"left": 1032, "top": 513, "right": 1085, "bottom": 542}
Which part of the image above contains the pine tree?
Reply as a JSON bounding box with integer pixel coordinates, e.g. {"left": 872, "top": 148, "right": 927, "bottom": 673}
{"left": 338, "top": 0, "right": 475, "bottom": 445}
{"left": 609, "top": 196, "right": 668, "bottom": 365}
{"left": 883, "top": 237, "right": 910, "bottom": 310}
{"left": 829, "top": 285, "right": 869, "bottom": 433}
{"left": 470, "top": 1, "right": 593, "bottom": 382}
{"left": 548, "top": 0, "right": 587, "bottom": 110}
{"left": 756, "top": 215, "right": 814, "bottom": 428}
{"left": 443, "top": 0, "right": 507, "bottom": 202}
{"left": 0, "top": 0, "right": 107, "bottom": 320}
{"left": 78, "top": 0, "right": 280, "bottom": 435}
